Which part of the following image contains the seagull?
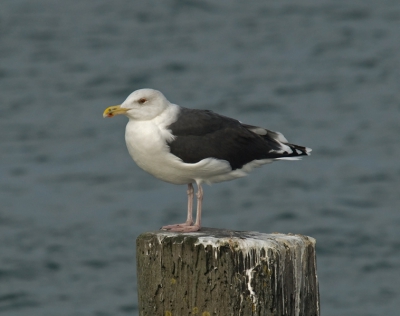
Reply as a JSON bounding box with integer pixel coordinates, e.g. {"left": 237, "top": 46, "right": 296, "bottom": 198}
{"left": 103, "top": 89, "right": 311, "bottom": 232}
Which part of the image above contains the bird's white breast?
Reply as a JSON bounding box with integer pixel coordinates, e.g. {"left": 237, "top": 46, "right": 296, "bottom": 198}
{"left": 124, "top": 104, "right": 181, "bottom": 182}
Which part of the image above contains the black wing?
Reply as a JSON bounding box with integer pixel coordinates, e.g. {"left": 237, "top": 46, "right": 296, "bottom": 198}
{"left": 167, "top": 108, "right": 308, "bottom": 170}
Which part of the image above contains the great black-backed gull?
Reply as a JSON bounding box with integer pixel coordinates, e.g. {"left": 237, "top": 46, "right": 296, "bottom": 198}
{"left": 103, "top": 89, "right": 311, "bottom": 232}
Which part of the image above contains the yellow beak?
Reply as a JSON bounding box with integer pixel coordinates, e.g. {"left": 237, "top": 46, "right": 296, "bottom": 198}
{"left": 103, "top": 105, "right": 128, "bottom": 118}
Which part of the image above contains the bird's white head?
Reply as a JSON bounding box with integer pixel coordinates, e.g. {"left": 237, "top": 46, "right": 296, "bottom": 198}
{"left": 103, "top": 89, "right": 170, "bottom": 121}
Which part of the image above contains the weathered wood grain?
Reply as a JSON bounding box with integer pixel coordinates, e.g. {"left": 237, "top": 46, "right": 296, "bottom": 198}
{"left": 136, "top": 228, "right": 319, "bottom": 316}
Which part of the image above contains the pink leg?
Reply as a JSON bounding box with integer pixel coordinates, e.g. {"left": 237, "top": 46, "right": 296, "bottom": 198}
{"left": 162, "top": 183, "right": 203, "bottom": 232}
{"left": 161, "top": 183, "right": 194, "bottom": 230}
{"left": 186, "top": 183, "right": 194, "bottom": 224}
{"left": 193, "top": 184, "right": 203, "bottom": 228}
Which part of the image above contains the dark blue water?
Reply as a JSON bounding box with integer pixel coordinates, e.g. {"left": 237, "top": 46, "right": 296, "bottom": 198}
{"left": 1, "top": 1, "right": 399, "bottom": 315}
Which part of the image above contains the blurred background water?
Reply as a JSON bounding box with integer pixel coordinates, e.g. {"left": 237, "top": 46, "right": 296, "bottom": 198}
{"left": 1, "top": 0, "right": 400, "bottom": 315}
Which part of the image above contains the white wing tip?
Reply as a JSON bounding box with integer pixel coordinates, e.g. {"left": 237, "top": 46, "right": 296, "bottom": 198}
{"left": 276, "top": 157, "right": 303, "bottom": 161}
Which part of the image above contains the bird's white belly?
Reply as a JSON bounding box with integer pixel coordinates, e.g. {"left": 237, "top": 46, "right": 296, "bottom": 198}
{"left": 124, "top": 117, "right": 273, "bottom": 185}
{"left": 124, "top": 119, "right": 252, "bottom": 185}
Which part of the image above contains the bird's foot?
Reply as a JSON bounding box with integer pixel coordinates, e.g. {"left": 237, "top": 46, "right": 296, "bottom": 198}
{"left": 161, "top": 223, "right": 200, "bottom": 232}
{"left": 161, "top": 221, "right": 193, "bottom": 230}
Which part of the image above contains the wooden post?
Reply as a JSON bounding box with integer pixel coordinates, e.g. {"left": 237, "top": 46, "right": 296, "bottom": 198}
{"left": 136, "top": 228, "right": 319, "bottom": 316}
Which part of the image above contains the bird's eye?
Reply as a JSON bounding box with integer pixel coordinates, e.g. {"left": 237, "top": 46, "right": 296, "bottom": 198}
{"left": 138, "top": 98, "right": 147, "bottom": 105}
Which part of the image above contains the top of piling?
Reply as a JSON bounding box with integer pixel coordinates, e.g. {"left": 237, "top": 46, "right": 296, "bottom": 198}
{"left": 138, "top": 227, "right": 316, "bottom": 253}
